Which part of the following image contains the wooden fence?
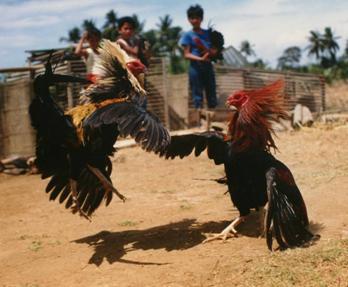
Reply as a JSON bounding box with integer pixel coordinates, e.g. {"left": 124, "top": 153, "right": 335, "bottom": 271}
{"left": 0, "top": 57, "right": 325, "bottom": 157}
{"left": 214, "top": 66, "right": 325, "bottom": 113}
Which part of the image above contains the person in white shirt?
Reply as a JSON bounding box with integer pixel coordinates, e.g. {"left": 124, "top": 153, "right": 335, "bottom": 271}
{"left": 75, "top": 28, "right": 103, "bottom": 83}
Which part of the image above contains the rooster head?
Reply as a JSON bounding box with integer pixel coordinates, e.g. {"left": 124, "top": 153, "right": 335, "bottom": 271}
{"left": 226, "top": 79, "right": 288, "bottom": 152}
{"left": 226, "top": 90, "right": 249, "bottom": 110}
{"left": 126, "top": 59, "right": 146, "bottom": 77}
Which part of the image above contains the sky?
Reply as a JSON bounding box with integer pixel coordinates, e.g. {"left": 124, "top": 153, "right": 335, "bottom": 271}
{"left": 0, "top": 0, "right": 347, "bottom": 68}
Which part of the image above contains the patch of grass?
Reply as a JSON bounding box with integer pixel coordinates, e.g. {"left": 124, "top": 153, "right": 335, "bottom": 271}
{"left": 179, "top": 203, "right": 192, "bottom": 210}
{"left": 118, "top": 220, "right": 138, "bottom": 227}
{"left": 48, "top": 240, "right": 61, "bottom": 246}
{"left": 29, "top": 240, "right": 42, "bottom": 252}
{"left": 18, "top": 235, "right": 30, "bottom": 240}
{"left": 161, "top": 190, "right": 176, "bottom": 194}
{"left": 242, "top": 239, "right": 348, "bottom": 287}
{"left": 149, "top": 190, "right": 158, "bottom": 194}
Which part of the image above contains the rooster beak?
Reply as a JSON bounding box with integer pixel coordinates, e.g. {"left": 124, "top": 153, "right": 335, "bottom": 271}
{"left": 229, "top": 105, "right": 237, "bottom": 111}
{"left": 225, "top": 99, "right": 238, "bottom": 111}
{"left": 225, "top": 99, "right": 237, "bottom": 110}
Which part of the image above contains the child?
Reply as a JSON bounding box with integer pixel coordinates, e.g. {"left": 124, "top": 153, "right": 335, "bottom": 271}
{"left": 179, "top": 5, "right": 218, "bottom": 109}
{"left": 75, "top": 27, "right": 103, "bottom": 83}
{"left": 116, "top": 16, "right": 150, "bottom": 67}
{"left": 116, "top": 16, "right": 149, "bottom": 108}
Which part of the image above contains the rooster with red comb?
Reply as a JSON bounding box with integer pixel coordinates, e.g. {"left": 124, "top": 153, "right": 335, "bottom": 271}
{"left": 159, "top": 80, "right": 317, "bottom": 250}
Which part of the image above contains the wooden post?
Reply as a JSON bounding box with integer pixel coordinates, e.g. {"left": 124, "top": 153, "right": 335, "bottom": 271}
{"left": 0, "top": 84, "right": 4, "bottom": 157}
{"left": 320, "top": 76, "right": 326, "bottom": 112}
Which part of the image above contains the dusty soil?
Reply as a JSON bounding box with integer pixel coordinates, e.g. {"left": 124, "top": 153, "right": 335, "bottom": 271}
{"left": 1, "top": 123, "right": 348, "bottom": 287}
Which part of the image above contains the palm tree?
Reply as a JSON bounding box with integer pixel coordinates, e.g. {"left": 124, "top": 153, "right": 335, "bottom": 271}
{"left": 277, "top": 46, "right": 301, "bottom": 70}
{"left": 132, "top": 14, "right": 145, "bottom": 34}
{"left": 82, "top": 19, "right": 98, "bottom": 32}
{"left": 306, "top": 30, "right": 324, "bottom": 60}
{"left": 251, "top": 58, "right": 268, "bottom": 69}
{"left": 322, "top": 27, "right": 340, "bottom": 63}
{"left": 239, "top": 40, "right": 256, "bottom": 58}
{"left": 103, "top": 10, "right": 118, "bottom": 29}
{"left": 60, "top": 27, "right": 81, "bottom": 43}
{"left": 102, "top": 10, "right": 118, "bottom": 40}
{"left": 148, "top": 15, "right": 184, "bottom": 73}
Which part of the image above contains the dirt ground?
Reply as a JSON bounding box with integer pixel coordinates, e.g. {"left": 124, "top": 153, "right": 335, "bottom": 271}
{"left": 1, "top": 123, "right": 348, "bottom": 287}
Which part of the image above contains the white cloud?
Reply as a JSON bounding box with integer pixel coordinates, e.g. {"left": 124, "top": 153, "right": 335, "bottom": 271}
{"left": 0, "top": 0, "right": 347, "bottom": 68}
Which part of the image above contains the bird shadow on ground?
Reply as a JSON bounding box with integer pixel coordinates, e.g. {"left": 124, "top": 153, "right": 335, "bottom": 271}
{"left": 73, "top": 218, "right": 246, "bottom": 266}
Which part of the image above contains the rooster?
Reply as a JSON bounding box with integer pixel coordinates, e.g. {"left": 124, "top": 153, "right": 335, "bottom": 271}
{"left": 30, "top": 40, "right": 170, "bottom": 219}
{"left": 159, "top": 80, "right": 316, "bottom": 250}
{"left": 193, "top": 28, "right": 224, "bottom": 62}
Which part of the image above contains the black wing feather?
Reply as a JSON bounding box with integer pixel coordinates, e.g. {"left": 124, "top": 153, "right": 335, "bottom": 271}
{"left": 160, "top": 132, "right": 228, "bottom": 165}
{"left": 83, "top": 101, "right": 170, "bottom": 153}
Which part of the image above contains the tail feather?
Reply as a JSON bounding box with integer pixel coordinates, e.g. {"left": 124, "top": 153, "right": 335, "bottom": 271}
{"left": 265, "top": 168, "right": 315, "bottom": 251}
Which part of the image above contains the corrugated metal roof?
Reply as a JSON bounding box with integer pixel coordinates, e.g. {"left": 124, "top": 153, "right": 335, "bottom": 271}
{"left": 222, "top": 45, "right": 248, "bottom": 67}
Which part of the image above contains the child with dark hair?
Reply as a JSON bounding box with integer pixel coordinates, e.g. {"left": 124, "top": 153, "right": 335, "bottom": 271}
{"left": 75, "top": 28, "right": 103, "bottom": 83}
{"left": 179, "top": 4, "right": 218, "bottom": 109}
{"left": 116, "top": 16, "right": 150, "bottom": 67}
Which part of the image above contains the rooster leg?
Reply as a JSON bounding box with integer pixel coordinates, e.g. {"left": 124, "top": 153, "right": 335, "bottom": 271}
{"left": 87, "top": 164, "right": 126, "bottom": 202}
{"left": 203, "top": 216, "right": 247, "bottom": 243}
{"left": 70, "top": 179, "right": 91, "bottom": 221}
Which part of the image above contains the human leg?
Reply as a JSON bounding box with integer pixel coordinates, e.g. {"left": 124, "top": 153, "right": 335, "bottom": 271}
{"left": 204, "top": 64, "right": 217, "bottom": 108}
{"left": 189, "top": 64, "right": 204, "bottom": 109}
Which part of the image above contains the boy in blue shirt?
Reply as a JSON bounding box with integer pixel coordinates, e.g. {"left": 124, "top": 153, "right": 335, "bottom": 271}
{"left": 179, "top": 5, "right": 218, "bottom": 109}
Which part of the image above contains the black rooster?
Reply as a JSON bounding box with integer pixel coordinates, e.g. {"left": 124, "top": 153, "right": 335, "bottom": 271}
{"left": 159, "top": 80, "right": 316, "bottom": 250}
{"left": 30, "top": 40, "right": 170, "bottom": 219}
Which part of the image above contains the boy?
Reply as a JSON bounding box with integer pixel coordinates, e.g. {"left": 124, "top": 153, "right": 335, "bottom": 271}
{"left": 179, "top": 5, "right": 218, "bottom": 109}
{"left": 116, "top": 16, "right": 150, "bottom": 67}
{"left": 75, "top": 27, "right": 103, "bottom": 83}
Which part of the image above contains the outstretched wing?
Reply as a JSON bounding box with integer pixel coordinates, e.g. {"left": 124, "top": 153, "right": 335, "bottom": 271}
{"left": 158, "top": 131, "right": 229, "bottom": 165}
{"left": 83, "top": 100, "right": 170, "bottom": 153}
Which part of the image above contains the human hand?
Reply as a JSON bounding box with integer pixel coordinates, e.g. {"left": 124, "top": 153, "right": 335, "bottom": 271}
{"left": 201, "top": 52, "right": 210, "bottom": 62}
{"left": 209, "top": 48, "right": 218, "bottom": 57}
{"left": 82, "top": 31, "right": 88, "bottom": 40}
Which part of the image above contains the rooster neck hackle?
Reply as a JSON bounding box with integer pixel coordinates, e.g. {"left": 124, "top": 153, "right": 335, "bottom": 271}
{"left": 228, "top": 79, "right": 289, "bottom": 152}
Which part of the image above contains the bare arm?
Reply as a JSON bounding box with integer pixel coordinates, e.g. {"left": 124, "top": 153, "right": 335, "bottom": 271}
{"left": 75, "top": 32, "right": 88, "bottom": 59}
{"left": 116, "top": 39, "right": 139, "bottom": 58}
{"left": 182, "top": 46, "right": 209, "bottom": 62}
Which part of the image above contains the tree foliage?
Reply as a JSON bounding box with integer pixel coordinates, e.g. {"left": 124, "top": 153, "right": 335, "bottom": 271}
{"left": 277, "top": 46, "right": 301, "bottom": 70}
{"left": 60, "top": 11, "right": 185, "bottom": 73}
{"left": 60, "top": 11, "right": 347, "bottom": 81}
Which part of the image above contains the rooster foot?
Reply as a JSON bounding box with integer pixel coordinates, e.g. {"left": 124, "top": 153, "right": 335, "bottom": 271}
{"left": 71, "top": 203, "right": 91, "bottom": 221}
{"left": 203, "top": 216, "right": 246, "bottom": 243}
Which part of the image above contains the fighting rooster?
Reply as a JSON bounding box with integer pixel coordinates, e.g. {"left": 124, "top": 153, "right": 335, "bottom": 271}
{"left": 159, "top": 80, "right": 316, "bottom": 250}
{"left": 30, "top": 40, "right": 170, "bottom": 219}
{"left": 193, "top": 28, "right": 224, "bottom": 62}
